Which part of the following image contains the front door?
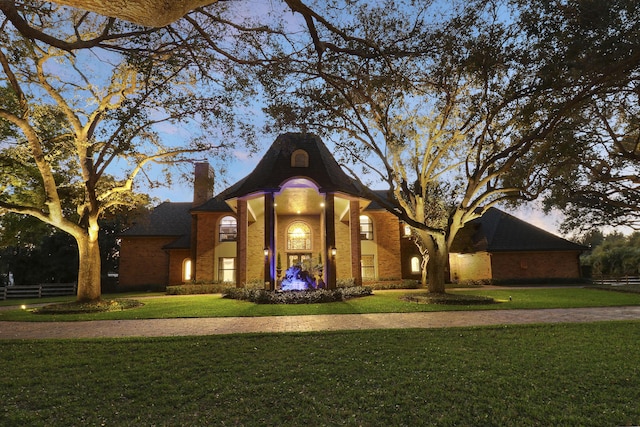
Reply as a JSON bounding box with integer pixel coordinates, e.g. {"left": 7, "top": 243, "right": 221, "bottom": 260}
{"left": 288, "top": 253, "right": 312, "bottom": 268}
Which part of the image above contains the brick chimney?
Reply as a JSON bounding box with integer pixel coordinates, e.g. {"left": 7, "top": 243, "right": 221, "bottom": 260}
{"left": 193, "top": 162, "right": 214, "bottom": 207}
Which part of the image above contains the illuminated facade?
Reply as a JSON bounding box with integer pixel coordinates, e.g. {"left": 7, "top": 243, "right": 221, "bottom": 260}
{"left": 119, "top": 133, "right": 585, "bottom": 289}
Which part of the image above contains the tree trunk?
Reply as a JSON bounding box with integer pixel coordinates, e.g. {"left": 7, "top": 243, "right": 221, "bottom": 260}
{"left": 426, "top": 235, "right": 449, "bottom": 294}
{"left": 414, "top": 230, "right": 449, "bottom": 294}
{"left": 75, "top": 231, "right": 102, "bottom": 302}
{"left": 51, "top": 0, "right": 218, "bottom": 27}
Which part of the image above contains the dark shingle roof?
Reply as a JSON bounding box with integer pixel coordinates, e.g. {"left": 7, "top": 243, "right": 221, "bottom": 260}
{"left": 362, "top": 190, "right": 394, "bottom": 211}
{"left": 191, "top": 196, "right": 234, "bottom": 213}
{"left": 120, "top": 202, "right": 192, "bottom": 245}
{"left": 451, "top": 207, "right": 586, "bottom": 253}
{"left": 220, "top": 133, "right": 363, "bottom": 200}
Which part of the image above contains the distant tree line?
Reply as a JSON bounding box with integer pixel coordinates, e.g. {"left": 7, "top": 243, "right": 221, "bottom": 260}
{"left": 0, "top": 208, "right": 144, "bottom": 288}
{"left": 580, "top": 231, "right": 640, "bottom": 277}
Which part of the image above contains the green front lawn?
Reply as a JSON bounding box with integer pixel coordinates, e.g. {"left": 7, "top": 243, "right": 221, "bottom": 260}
{"left": 2, "top": 287, "right": 640, "bottom": 321}
{"left": 1, "top": 322, "right": 638, "bottom": 426}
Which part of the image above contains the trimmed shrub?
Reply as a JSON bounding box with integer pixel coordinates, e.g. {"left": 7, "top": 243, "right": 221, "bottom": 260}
{"left": 364, "top": 279, "right": 421, "bottom": 290}
{"left": 336, "top": 278, "right": 356, "bottom": 288}
{"left": 166, "top": 283, "right": 230, "bottom": 295}
{"left": 244, "top": 279, "right": 268, "bottom": 289}
{"left": 450, "top": 279, "right": 492, "bottom": 287}
{"left": 223, "top": 286, "right": 373, "bottom": 304}
{"left": 35, "top": 299, "right": 143, "bottom": 314}
{"left": 402, "top": 292, "right": 495, "bottom": 305}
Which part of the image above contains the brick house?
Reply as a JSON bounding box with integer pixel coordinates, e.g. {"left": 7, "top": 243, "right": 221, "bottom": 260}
{"left": 119, "top": 133, "right": 585, "bottom": 289}
{"left": 448, "top": 207, "right": 586, "bottom": 283}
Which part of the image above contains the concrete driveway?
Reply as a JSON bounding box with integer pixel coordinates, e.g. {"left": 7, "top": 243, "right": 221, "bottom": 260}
{"left": 1, "top": 306, "right": 639, "bottom": 340}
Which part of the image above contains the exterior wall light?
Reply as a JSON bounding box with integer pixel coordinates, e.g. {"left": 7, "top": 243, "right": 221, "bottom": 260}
{"left": 264, "top": 248, "right": 269, "bottom": 257}
{"left": 331, "top": 247, "right": 337, "bottom": 257}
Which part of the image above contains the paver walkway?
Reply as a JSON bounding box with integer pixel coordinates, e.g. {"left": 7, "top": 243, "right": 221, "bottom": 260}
{"left": 1, "top": 306, "right": 640, "bottom": 340}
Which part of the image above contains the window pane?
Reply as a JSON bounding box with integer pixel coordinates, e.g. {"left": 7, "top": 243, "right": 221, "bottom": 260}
{"left": 287, "top": 222, "right": 311, "bottom": 250}
{"left": 361, "top": 255, "right": 375, "bottom": 279}
{"left": 411, "top": 257, "right": 421, "bottom": 273}
{"left": 183, "top": 259, "right": 192, "bottom": 281}
{"left": 218, "top": 257, "right": 236, "bottom": 283}
{"left": 219, "top": 216, "right": 237, "bottom": 242}
{"left": 291, "top": 149, "right": 309, "bottom": 167}
{"left": 359, "top": 215, "right": 373, "bottom": 240}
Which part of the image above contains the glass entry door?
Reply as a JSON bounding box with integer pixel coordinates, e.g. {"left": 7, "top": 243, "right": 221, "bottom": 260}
{"left": 288, "top": 253, "right": 312, "bottom": 268}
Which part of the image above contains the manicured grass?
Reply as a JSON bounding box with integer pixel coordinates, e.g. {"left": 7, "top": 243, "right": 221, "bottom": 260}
{"left": 2, "top": 287, "right": 640, "bottom": 321}
{"left": 0, "top": 291, "right": 164, "bottom": 307}
{"left": 1, "top": 322, "right": 638, "bottom": 426}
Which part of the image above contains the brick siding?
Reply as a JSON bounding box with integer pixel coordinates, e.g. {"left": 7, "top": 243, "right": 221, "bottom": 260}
{"left": 119, "top": 237, "right": 174, "bottom": 288}
{"left": 368, "top": 211, "right": 402, "bottom": 279}
{"left": 491, "top": 251, "right": 582, "bottom": 280}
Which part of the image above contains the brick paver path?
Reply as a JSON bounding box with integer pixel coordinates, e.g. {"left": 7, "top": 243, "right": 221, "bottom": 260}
{"left": 1, "top": 306, "right": 639, "bottom": 340}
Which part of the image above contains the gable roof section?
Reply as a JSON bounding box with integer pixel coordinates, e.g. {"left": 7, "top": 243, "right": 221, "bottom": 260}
{"left": 219, "top": 133, "right": 363, "bottom": 201}
{"left": 120, "top": 202, "right": 192, "bottom": 249}
{"left": 362, "top": 189, "right": 393, "bottom": 211}
{"left": 191, "top": 196, "right": 234, "bottom": 213}
{"left": 452, "top": 207, "right": 586, "bottom": 253}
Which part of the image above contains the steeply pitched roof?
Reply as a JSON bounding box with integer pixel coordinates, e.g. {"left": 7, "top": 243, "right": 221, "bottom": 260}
{"left": 451, "top": 207, "right": 586, "bottom": 253}
{"left": 120, "top": 202, "right": 192, "bottom": 238}
{"left": 191, "top": 196, "right": 234, "bottom": 213}
{"left": 362, "top": 189, "right": 395, "bottom": 211}
{"left": 219, "top": 133, "right": 363, "bottom": 200}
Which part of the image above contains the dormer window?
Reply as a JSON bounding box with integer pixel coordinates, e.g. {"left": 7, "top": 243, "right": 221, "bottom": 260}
{"left": 291, "top": 149, "right": 309, "bottom": 167}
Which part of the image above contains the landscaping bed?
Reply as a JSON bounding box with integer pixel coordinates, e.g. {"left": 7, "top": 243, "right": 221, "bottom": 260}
{"left": 34, "top": 299, "right": 143, "bottom": 314}
{"left": 402, "top": 292, "right": 496, "bottom": 305}
{"left": 223, "top": 286, "right": 372, "bottom": 304}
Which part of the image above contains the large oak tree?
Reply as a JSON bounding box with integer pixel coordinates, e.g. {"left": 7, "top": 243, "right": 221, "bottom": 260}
{"left": 243, "top": 0, "right": 640, "bottom": 292}
{"left": 0, "top": 5, "right": 251, "bottom": 301}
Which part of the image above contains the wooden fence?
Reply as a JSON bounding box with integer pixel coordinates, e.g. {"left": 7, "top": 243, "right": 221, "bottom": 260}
{"left": 591, "top": 276, "right": 640, "bottom": 286}
{"left": 0, "top": 283, "right": 77, "bottom": 300}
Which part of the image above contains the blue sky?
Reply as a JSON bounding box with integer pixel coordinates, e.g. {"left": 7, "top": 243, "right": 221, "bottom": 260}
{"left": 145, "top": 135, "right": 570, "bottom": 238}
{"left": 138, "top": 0, "right": 577, "bottom": 240}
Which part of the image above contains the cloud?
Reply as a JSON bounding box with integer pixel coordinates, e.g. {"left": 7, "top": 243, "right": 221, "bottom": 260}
{"left": 511, "top": 202, "right": 564, "bottom": 236}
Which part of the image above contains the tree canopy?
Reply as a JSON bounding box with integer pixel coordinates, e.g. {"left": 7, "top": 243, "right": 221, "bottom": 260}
{"left": 228, "top": 0, "right": 640, "bottom": 291}
{"left": 519, "top": 0, "right": 640, "bottom": 233}
{"left": 582, "top": 232, "right": 640, "bottom": 277}
{"left": 0, "top": 3, "right": 254, "bottom": 300}
{"left": 2, "top": 0, "right": 638, "bottom": 295}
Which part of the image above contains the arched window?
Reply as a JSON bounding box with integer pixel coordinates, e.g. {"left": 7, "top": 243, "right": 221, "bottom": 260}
{"left": 291, "top": 149, "right": 309, "bottom": 167}
{"left": 219, "top": 216, "right": 237, "bottom": 242}
{"left": 411, "top": 256, "right": 421, "bottom": 274}
{"left": 183, "top": 258, "right": 192, "bottom": 282}
{"left": 287, "top": 221, "right": 311, "bottom": 250}
{"left": 360, "top": 215, "right": 373, "bottom": 240}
